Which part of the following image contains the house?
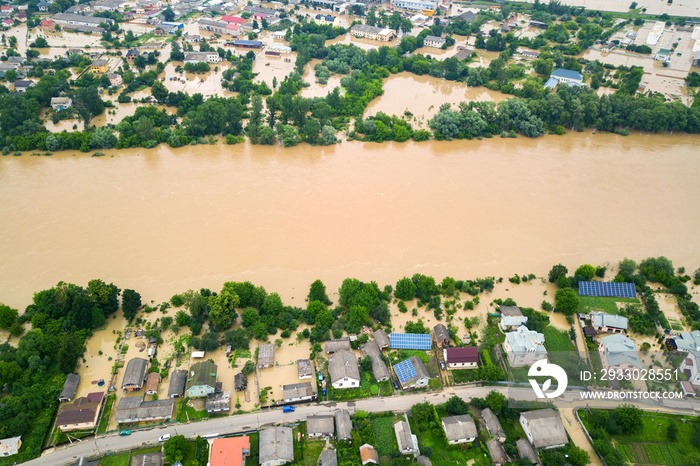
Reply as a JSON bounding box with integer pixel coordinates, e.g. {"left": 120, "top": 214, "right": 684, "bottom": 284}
{"left": 186, "top": 360, "right": 217, "bottom": 397}
{"left": 144, "top": 372, "right": 161, "bottom": 395}
{"left": 433, "top": 323, "right": 450, "bottom": 347}
{"left": 313, "top": 14, "right": 337, "bottom": 26}
{"left": 675, "top": 330, "right": 700, "bottom": 352}
{"left": 0, "top": 437, "right": 21, "bottom": 457}
{"left": 583, "top": 326, "right": 597, "bottom": 339}
{"left": 350, "top": 24, "right": 395, "bottom": 42}
{"left": 191, "top": 351, "right": 205, "bottom": 359}
{"left": 168, "top": 369, "right": 187, "bottom": 398}
{"left": 444, "top": 347, "right": 478, "bottom": 369}
{"left": 503, "top": 325, "right": 547, "bottom": 368}
{"left": 52, "top": 13, "right": 114, "bottom": 28}
{"left": 482, "top": 408, "right": 506, "bottom": 442}
{"left": 56, "top": 392, "right": 104, "bottom": 431}
{"left": 655, "top": 48, "right": 672, "bottom": 61}
{"left": 599, "top": 334, "right": 641, "bottom": 372}
{"left": 125, "top": 49, "right": 140, "bottom": 61}
{"left": 38, "top": 1, "right": 50, "bottom": 11}
{"left": 519, "top": 50, "right": 539, "bottom": 59}
{"left": 186, "top": 34, "right": 201, "bottom": 43}
{"left": 361, "top": 341, "right": 390, "bottom": 381}
{"left": 210, "top": 436, "right": 250, "bottom": 466}
{"left": 441, "top": 414, "right": 477, "bottom": 444}
{"left": 390, "top": 333, "right": 431, "bottom": 350}
{"left": 122, "top": 358, "right": 149, "bottom": 391}
{"left": 183, "top": 52, "right": 222, "bottom": 64}
{"left": 359, "top": 444, "right": 379, "bottom": 465}
{"left": 423, "top": 35, "right": 446, "bottom": 48}
{"left": 680, "top": 350, "right": 700, "bottom": 384}
{"left": 206, "top": 391, "right": 230, "bottom": 414}
{"left": 394, "top": 420, "right": 418, "bottom": 455}
{"left": 499, "top": 305, "right": 528, "bottom": 331}
{"left": 325, "top": 338, "right": 351, "bottom": 354}
{"left": 13, "top": 80, "right": 34, "bottom": 93}
{"left": 516, "top": 438, "right": 541, "bottom": 466}
{"left": 51, "top": 96, "right": 73, "bottom": 111}
{"left": 234, "top": 372, "right": 248, "bottom": 392}
{"left": 520, "top": 409, "right": 567, "bottom": 449}
{"left": 335, "top": 409, "right": 352, "bottom": 441}
{"left": 391, "top": 0, "right": 438, "bottom": 12}
{"left": 258, "top": 343, "right": 275, "bottom": 369}
{"left": 259, "top": 426, "right": 294, "bottom": 466}
{"left": 115, "top": 397, "right": 174, "bottom": 423}
{"left": 328, "top": 349, "right": 360, "bottom": 389}
{"left": 198, "top": 19, "right": 230, "bottom": 36}
{"left": 486, "top": 438, "right": 507, "bottom": 466}
{"left": 40, "top": 19, "right": 56, "bottom": 30}
{"left": 59, "top": 373, "right": 81, "bottom": 402}
{"left": 90, "top": 59, "right": 110, "bottom": 75}
{"left": 282, "top": 382, "right": 315, "bottom": 403}
{"left": 454, "top": 48, "right": 475, "bottom": 61}
{"left": 591, "top": 312, "right": 628, "bottom": 333}
{"left": 395, "top": 356, "right": 430, "bottom": 390}
{"left": 318, "top": 450, "right": 337, "bottom": 466}
{"left": 546, "top": 68, "right": 583, "bottom": 90}
{"left": 296, "top": 359, "right": 313, "bottom": 379}
{"left": 107, "top": 73, "right": 122, "bottom": 86}
{"left": 307, "top": 415, "right": 335, "bottom": 438}
{"left": 374, "top": 329, "right": 390, "bottom": 349}
{"left": 456, "top": 10, "right": 477, "bottom": 23}
{"left": 272, "top": 30, "right": 286, "bottom": 42}
{"left": 221, "top": 15, "right": 246, "bottom": 24}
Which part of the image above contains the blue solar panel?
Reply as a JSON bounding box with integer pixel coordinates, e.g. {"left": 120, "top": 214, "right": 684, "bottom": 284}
{"left": 579, "top": 281, "right": 636, "bottom": 298}
{"left": 390, "top": 333, "right": 431, "bottom": 350}
{"left": 394, "top": 358, "right": 417, "bottom": 383}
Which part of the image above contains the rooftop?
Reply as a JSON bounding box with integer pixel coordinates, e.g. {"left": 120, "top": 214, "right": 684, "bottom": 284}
{"left": 258, "top": 343, "right": 275, "bottom": 367}
{"left": 551, "top": 68, "right": 583, "bottom": 81}
{"left": 505, "top": 326, "right": 546, "bottom": 355}
{"left": 592, "top": 313, "right": 628, "bottom": 330}
{"left": 307, "top": 415, "right": 335, "bottom": 436}
{"left": 444, "top": 346, "right": 478, "bottom": 364}
{"left": 186, "top": 360, "right": 217, "bottom": 390}
{"left": 259, "top": 427, "right": 294, "bottom": 464}
{"left": 442, "top": 414, "right": 477, "bottom": 442}
{"left": 520, "top": 409, "right": 568, "bottom": 449}
{"left": 282, "top": 381, "right": 314, "bottom": 400}
{"left": 328, "top": 349, "right": 360, "bottom": 383}
{"left": 210, "top": 436, "right": 250, "bottom": 466}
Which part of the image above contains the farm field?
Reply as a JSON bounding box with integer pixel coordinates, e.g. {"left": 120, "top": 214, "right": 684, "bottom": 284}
{"left": 578, "top": 295, "right": 640, "bottom": 315}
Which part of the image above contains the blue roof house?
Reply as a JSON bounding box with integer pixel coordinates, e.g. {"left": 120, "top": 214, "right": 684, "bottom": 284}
{"left": 394, "top": 356, "right": 430, "bottom": 390}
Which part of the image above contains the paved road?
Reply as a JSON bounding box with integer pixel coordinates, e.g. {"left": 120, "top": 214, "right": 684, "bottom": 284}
{"left": 27, "top": 387, "right": 700, "bottom": 466}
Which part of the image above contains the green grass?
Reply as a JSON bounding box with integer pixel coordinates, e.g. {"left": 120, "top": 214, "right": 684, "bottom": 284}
{"left": 578, "top": 295, "right": 639, "bottom": 315}
{"left": 370, "top": 384, "right": 379, "bottom": 395}
{"left": 408, "top": 414, "right": 491, "bottom": 466}
{"left": 245, "top": 433, "right": 259, "bottom": 466}
{"left": 542, "top": 326, "right": 576, "bottom": 352}
{"left": 452, "top": 369, "right": 480, "bottom": 383}
{"left": 371, "top": 416, "right": 397, "bottom": 456}
{"left": 98, "top": 452, "right": 130, "bottom": 466}
{"left": 97, "top": 393, "right": 116, "bottom": 433}
{"left": 303, "top": 440, "right": 325, "bottom": 466}
{"left": 396, "top": 349, "right": 430, "bottom": 363}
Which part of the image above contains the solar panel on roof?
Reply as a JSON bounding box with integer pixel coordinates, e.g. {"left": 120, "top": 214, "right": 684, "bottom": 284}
{"left": 389, "top": 333, "right": 431, "bottom": 350}
{"left": 394, "top": 359, "right": 417, "bottom": 383}
{"left": 579, "top": 281, "right": 636, "bottom": 298}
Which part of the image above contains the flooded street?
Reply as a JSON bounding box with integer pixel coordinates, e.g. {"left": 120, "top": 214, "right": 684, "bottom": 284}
{"left": 0, "top": 134, "right": 699, "bottom": 313}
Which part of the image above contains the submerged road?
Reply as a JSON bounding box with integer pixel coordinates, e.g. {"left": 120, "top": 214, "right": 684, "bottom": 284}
{"left": 27, "top": 386, "right": 700, "bottom": 466}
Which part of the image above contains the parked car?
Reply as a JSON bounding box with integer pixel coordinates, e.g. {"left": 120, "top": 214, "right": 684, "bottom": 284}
{"left": 439, "top": 361, "right": 446, "bottom": 371}
{"left": 283, "top": 406, "right": 295, "bottom": 413}
{"left": 159, "top": 434, "right": 171, "bottom": 442}
{"left": 119, "top": 430, "right": 131, "bottom": 436}
{"left": 392, "top": 380, "right": 399, "bottom": 390}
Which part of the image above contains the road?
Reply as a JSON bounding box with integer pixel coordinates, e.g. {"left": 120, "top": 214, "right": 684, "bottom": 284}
{"left": 27, "top": 387, "right": 700, "bottom": 466}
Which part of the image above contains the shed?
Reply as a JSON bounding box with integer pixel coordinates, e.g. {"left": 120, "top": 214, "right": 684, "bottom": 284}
{"left": 59, "top": 373, "right": 80, "bottom": 402}
{"left": 318, "top": 450, "right": 337, "bottom": 466}
{"left": 361, "top": 340, "right": 391, "bottom": 381}
{"left": 433, "top": 323, "right": 450, "bottom": 347}
{"left": 359, "top": 444, "right": 378, "bottom": 464}
{"left": 168, "top": 370, "right": 187, "bottom": 398}
{"left": 486, "top": 438, "right": 507, "bottom": 465}
{"left": 122, "top": 358, "right": 149, "bottom": 391}
{"left": 335, "top": 409, "right": 352, "bottom": 441}
{"left": 373, "top": 329, "right": 390, "bottom": 349}
{"left": 144, "top": 372, "right": 161, "bottom": 395}
{"left": 259, "top": 426, "right": 294, "bottom": 466}
{"left": 482, "top": 408, "right": 506, "bottom": 442}
{"left": 516, "top": 438, "right": 541, "bottom": 465}
{"left": 206, "top": 391, "right": 230, "bottom": 413}
{"left": 394, "top": 420, "right": 418, "bottom": 455}
{"left": 234, "top": 372, "right": 248, "bottom": 392}
{"left": 297, "top": 359, "right": 313, "bottom": 379}
{"left": 325, "top": 338, "right": 351, "bottom": 354}
{"left": 258, "top": 343, "right": 275, "bottom": 368}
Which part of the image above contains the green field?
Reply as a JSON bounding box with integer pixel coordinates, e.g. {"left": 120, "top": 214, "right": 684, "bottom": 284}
{"left": 618, "top": 442, "right": 685, "bottom": 465}
{"left": 303, "top": 440, "right": 326, "bottom": 466}
{"left": 371, "top": 416, "right": 397, "bottom": 456}
{"left": 99, "top": 452, "right": 130, "bottom": 466}
{"left": 578, "top": 295, "right": 639, "bottom": 315}
{"left": 245, "top": 433, "right": 259, "bottom": 466}
{"left": 97, "top": 393, "right": 116, "bottom": 433}
{"left": 407, "top": 414, "right": 491, "bottom": 466}
{"left": 452, "top": 368, "right": 480, "bottom": 384}
{"left": 543, "top": 326, "right": 576, "bottom": 352}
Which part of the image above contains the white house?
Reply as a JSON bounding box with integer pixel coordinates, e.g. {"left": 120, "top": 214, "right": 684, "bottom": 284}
{"left": 499, "top": 305, "right": 528, "bottom": 331}
{"left": 394, "top": 420, "right": 419, "bottom": 455}
{"left": 441, "top": 415, "right": 477, "bottom": 444}
{"left": 503, "top": 325, "right": 547, "bottom": 368}
{"left": 50, "top": 97, "right": 72, "bottom": 110}
{"left": 443, "top": 347, "right": 478, "bottom": 369}
{"left": 423, "top": 35, "right": 445, "bottom": 48}
{"left": 680, "top": 350, "right": 700, "bottom": 385}
{"left": 599, "top": 334, "right": 642, "bottom": 372}
{"left": 591, "top": 312, "right": 628, "bottom": 333}
{"left": 184, "top": 52, "right": 222, "bottom": 64}
{"left": 328, "top": 349, "right": 360, "bottom": 389}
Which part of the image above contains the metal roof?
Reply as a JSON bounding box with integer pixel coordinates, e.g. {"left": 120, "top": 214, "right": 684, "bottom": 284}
{"left": 59, "top": 373, "right": 80, "bottom": 401}
{"left": 520, "top": 409, "right": 568, "bottom": 449}
{"left": 122, "top": 358, "right": 148, "bottom": 389}
{"left": 441, "top": 415, "right": 477, "bottom": 442}
{"left": 259, "top": 426, "right": 294, "bottom": 464}
{"left": 551, "top": 68, "right": 583, "bottom": 81}
{"left": 591, "top": 313, "right": 628, "bottom": 330}
{"left": 168, "top": 370, "right": 187, "bottom": 397}
{"left": 186, "top": 360, "right": 217, "bottom": 391}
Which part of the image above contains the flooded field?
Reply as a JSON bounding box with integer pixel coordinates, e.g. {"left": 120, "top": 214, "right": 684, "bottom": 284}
{"left": 515, "top": 0, "right": 700, "bottom": 16}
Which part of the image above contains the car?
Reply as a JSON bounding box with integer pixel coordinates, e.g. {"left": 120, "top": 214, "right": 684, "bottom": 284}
{"left": 392, "top": 380, "right": 399, "bottom": 390}
{"left": 439, "top": 361, "right": 446, "bottom": 371}
{"left": 283, "top": 406, "right": 295, "bottom": 413}
{"left": 119, "top": 430, "right": 131, "bottom": 436}
{"left": 159, "top": 434, "right": 171, "bottom": 442}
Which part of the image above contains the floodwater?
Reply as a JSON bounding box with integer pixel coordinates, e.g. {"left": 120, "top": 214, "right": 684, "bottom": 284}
{"left": 0, "top": 134, "right": 699, "bottom": 315}
{"left": 517, "top": 0, "right": 700, "bottom": 17}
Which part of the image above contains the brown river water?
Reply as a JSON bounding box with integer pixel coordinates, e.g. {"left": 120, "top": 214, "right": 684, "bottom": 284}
{"left": 0, "top": 133, "right": 699, "bottom": 310}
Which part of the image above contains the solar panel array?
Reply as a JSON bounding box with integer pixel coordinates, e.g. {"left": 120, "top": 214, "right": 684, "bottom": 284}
{"left": 389, "top": 333, "right": 431, "bottom": 350}
{"left": 394, "top": 358, "right": 417, "bottom": 384}
{"left": 579, "top": 281, "right": 636, "bottom": 298}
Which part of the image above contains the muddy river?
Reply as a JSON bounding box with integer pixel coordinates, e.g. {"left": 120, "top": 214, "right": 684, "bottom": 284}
{"left": 0, "top": 133, "right": 699, "bottom": 311}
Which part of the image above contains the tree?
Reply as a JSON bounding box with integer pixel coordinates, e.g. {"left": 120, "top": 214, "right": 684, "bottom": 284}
{"left": 618, "top": 258, "right": 637, "bottom": 278}
{"left": 308, "top": 279, "right": 331, "bottom": 305}
{"left": 554, "top": 288, "right": 579, "bottom": 315}
{"left": 175, "top": 310, "right": 190, "bottom": 327}
{"left": 122, "top": 289, "right": 142, "bottom": 321}
{"left": 74, "top": 86, "right": 105, "bottom": 126}
{"left": 484, "top": 390, "right": 507, "bottom": 415}
{"left": 360, "top": 355, "right": 372, "bottom": 372}
{"left": 208, "top": 282, "right": 241, "bottom": 331}
{"left": 163, "top": 435, "right": 188, "bottom": 463}
{"left": 548, "top": 264, "right": 568, "bottom": 283}
{"left": 151, "top": 80, "right": 168, "bottom": 103}
{"left": 667, "top": 421, "right": 678, "bottom": 441}
{"left": 162, "top": 6, "right": 175, "bottom": 22}
{"left": 30, "top": 37, "right": 48, "bottom": 48}
{"left": 0, "top": 304, "right": 18, "bottom": 330}
{"left": 574, "top": 264, "right": 596, "bottom": 280}
{"left": 321, "top": 125, "right": 337, "bottom": 145}
{"left": 395, "top": 277, "right": 416, "bottom": 300}
{"left": 444, "top": 395, "right": 470, "bottom": 415}
{"left": 241, "top": 307, "right": 259, "bottom": 328}
{"left": 613, "top": 404, "right": 642, "bottom": 434}
{"left": 241, "top": 360, "right": 255, "bottom": 375}
{"left": 86, "top": 279, "right": 121, "bottom": 315}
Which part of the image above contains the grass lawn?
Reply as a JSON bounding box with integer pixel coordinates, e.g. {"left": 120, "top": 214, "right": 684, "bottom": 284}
{"left": 542, "top": 326, "right": 576, "bottom": 352}
{"left": 97, "top": 394, "right": 116, "bottom": 434}
{"left": 99, "top": 452, "right": 130, "bottom": 466}
{"left": 303, "top": 440, "right": 325, "bottom": 466}
{"left": 245, "top": 433, "right": 259, "bottom": 466}
{"left": 408, "top": 415, "right": 491, "bottom": 466}
{"left": 371, "top": 416, "right": 397, "bottom": 456}
{"left": 396, "top": 350, "right": 430, "bottom": 363}
{"left": 578, "top": 295, "right": 639, "bottom": 315}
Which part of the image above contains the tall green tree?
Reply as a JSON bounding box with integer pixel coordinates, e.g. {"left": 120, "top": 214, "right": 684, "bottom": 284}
{"left": 122, "top": 289, "right": 142, "bottom": 321}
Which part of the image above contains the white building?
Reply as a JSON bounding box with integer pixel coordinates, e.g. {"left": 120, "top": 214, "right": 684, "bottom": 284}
{"left": 680, "top": 350, "right": 700, "bottom": 385}
{"left": 391, "top": 0, "right": 437, "bottom": 11}
{"left": 184, "top": 52, "right": 222, "bottom": 64}
{"left": 599, "top": 334, "right": 641, "bottom": 372}
{"left": 503, "top": 325, "right": 547, "bottom": 368}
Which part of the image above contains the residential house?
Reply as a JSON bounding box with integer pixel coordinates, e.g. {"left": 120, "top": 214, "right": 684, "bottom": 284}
{"left": 52, "top": 13, "right": 114, "bottom": 28}
{"left": 359, "top": 444, "right": 379, "bottom": 465}
{"left": 206, "top": 391, "right": 230, "bottom": 414}
{"left": 454, "top": 48, "right": 475, "bottom": 61}
{"left": 313, "top": 14, "right": 337, "bottom": 26}
{"left": 59, "top": 373, "right": 80, "bottom": 402}
{"left": 13, "top": 80, "right": 34, "bottom": 93}
{"left": 307, "top": 415, "right": 335, "bottom": 438}
{"left": 144, "top": 372, "right": 161, "bottom": 395}
{"left": 599, "top": 334, "right": 642, "bottom": 372}
{"left": 520, "top": 409, "right": 568, "bottom": 449}
{"left": 591, "top": 312, "right": 628, "bottom": 333}
{"left": 258, "top": 343, "right": 275, "bottom": 369}
{"left": 38, "top": 1, "right": 50, "bottom": 12}
{"left": 545, "top": 68, "right": 583, "bottom": 89}
{"left": 183, "top": 52, "right": 222, "bottom": 64}
{"left": 122, "top": 357, "right": 149, "bottom": 391}
{"left": 391, "top": 0, "right": 438, "bottom": 12}
{"left": 0, "top": 437, "right": 21, "bottom": 457}
{"left": 210, "top": 436, "right": 250, "bottom": 466}
{"left": 90, "top": 59, "right": 110, "bottom": 74}
{"left": 40, "top": 19, "right": 56, "bottom": 30}
{"left": 125, "top": 49, "right": 140, "bottom": 61}
{"left": 107, "top": 73, "right": 122, "bottom": 86}
{"left": 394, "top": 420, "right": 418, "bottom": 455}
{"left": 56, "top": 392, "right": 104, "bottom": 431}
{"left": 361, "top": 340, "right": 390, "bottom": 382}
{"left": 394, "top": 356, "right": 430, "bottom": 390}
{"left": 655, "top": 48, "right": 672, "bottom": 61}
{"left": 674, "top": 330, "right": 700, "bottom": 352}
{"left": 115, "top": 397, "right": 174, "bottom": 423}
{"left": 328, "top": 349, "right": 361, "bottom": 389}
{"left": 456, "top": 10, "right": 477, "bottom": 23}
{"left": 503, "top": 325, "right": 547, "bottom": 368}
{"left": 259, "top": 426, "right": 294, "bottom": 466}
{"left": 234, "top": 372, "right": 248, "bottom": 392}
{"left": 282, "top": 382, "right": 315, "bottom": 403}
{"left": 516, "top": 439, "right": 541, "bottom": 465}
{"left": 680, "top": 350, "right": 700, "bottom": 384}
{"left": 272, "top": 30, "right": 286, "bottom": 42}
{"left": 168, "top": 369, "right": 187, "bottom": 398}
{"left": 433, "top": 323, "right": 450, "bottom": 347}
{"left": 185, "top": 34, "right": 201, "bottom": 43}
{"left": 319, "top": 450, "right": 338, "bottom": 466}
{"left": 186, "top": 360, "right": 217, "bottom": 397}
{"left": 499, "top": 305, "right": 528, "bottom": 331}
{"left": 486, "top": 438, "right": 507, "bottom": 466}
{"left": 325, "top": 338, "right": 351, "bottom": 354}
{"left": 297, "top": 359, "right": 313, "bottom": 379}
{"left": 51, "top": 97, "right": 73, "bottom": 110}
{"left": 423, "top": 35, "right": 445, "bottom": 48}
{"left": 441, "top": 414, "right": 477, "bottom": 444}
{"left": 350, "top": 24, "right": 395, "bottom": 42}
{"left": 374, "top": 329, "right": 390, "bottom": 349}
{"left": 335, "top": 409, "right": 352, "bottom": 441}
{"left": 482, "top": 408, "right": 506, "bottom": 442}
{"left": 444, "top": 347, "right": 478, "bottom": 369}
